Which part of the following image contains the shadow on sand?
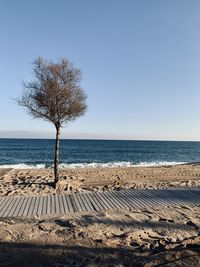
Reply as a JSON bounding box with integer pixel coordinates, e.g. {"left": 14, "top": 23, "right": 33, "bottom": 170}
{"left": 0, "top": 241, "right": 199, "bottom": 267}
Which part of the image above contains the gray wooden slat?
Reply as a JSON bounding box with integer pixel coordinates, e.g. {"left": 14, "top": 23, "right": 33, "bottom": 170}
{"left": 18, "top": 196, "right": 29, "bottom": 217}
{"left": 27, "top": 196, "right": 37, "bottom": 217}
{"left": 22, "top": 196, "right": 33, "bottom": 217}
{"left": 140, "top": 190, "right": 169, "bottom": 206}
{"left": 0, "top": 197, "right": 16, "bottom": 217}
{"left": 0, "top": 198, "right": 12, "bottom": 217}
{"left": 76, "top": 193, "right": 87, "bottom": 212}
{"left": 73, "top": 194, "right": 83, "bottom": 212}
{"left": 41, "top": 195, "right": 47, "bottom": 215}
{"left": 86, "top": 192, "right": 101, "bottom": 211}
{"left": 112, "top": 190, "right": 131, "bottom": 209}
{"left": 124, "top": 190, "right": 148, "bottom": 208}
{"left": 119, "top": 190, "right": 140, "bottom": 209}
{"left": 107, "top": 191, "right": 127, "bottom": 209}
{"left": 54, "top": 194, "right": 60, "bottom": 214}
{"left": 105, "top": 191, "right": 123, "bottom": 209}
{"left": 32, "top": 195, "right": 40, "bottom": 216}
{"left": 109, "top": 191, "right": 128, "bottom": 209}
{"left": 37, "top": 195, "right": 44, "bottom": 216}
{"left": 51, "top": 194, "right": 56, "bottom": 214}
{"left": 46, "top": 195, "right": 51, "bottom": 216}
{"left": 151, "top": 189, "right": 185, "bottom": 206}
{"left": 66, "top": 194, "right": 74, "bottom": 212}
{"left": 61, "top": 194, "right": 69, "bottom": 213}
{"left": 8, "top": 196, "right": 24, "bottom": 217}
{"left": 69, "top": 195, "right": 78, "bottom": 212}
{"left": 146, "top": 190, "right": 179, "bottom": 206}
{"left": 0, "top": 197, "right": 7, "bottom": 209}
{"left": 89, "top": 193, "right": 106, "bottom": 210}
{"left": 125, "top": 190, "right": 156, "bottom": 207}
{"left": 106, "top": 191, "right": 125, "bottom": 209}
{"left": 123, "top": 189, "right": 146, "bottom": 208}
{"left": 90, "top": 192, "right": 106, "bottom": 210}
{"left": 58, "top": 194, "right": 65, "bottom": 214}
{"left": 80, "top": 193, "right": 94, "bottom": 212}
{"left": 0, "top": 188, "right": 199, "bottom": 218}
{"left": 97, "top": 191, "right": 116, "bottom": 210}
{"left": 169, "top": 189, "right": 197, "bottom": 204}
{"left": 4, "top": 197, "right": 22, "bottom": 217}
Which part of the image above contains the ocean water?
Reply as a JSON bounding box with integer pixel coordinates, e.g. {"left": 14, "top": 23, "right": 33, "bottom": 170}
{"left": 0, "top": 139, "right": 200, "bottom": 169}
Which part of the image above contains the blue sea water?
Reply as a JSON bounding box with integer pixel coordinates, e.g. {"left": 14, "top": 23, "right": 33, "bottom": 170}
{"left": 0, "top": 138, "right": 200, "bottom": 168}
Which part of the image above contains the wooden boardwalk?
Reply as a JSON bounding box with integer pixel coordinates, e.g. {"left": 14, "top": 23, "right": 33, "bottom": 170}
{"left": 0, "top": 188, "right": 199, "bottom": 218}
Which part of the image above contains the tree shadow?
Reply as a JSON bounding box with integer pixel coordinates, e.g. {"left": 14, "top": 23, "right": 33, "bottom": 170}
{"left": 0, "top": 241, "right": 199, "bottom": 267}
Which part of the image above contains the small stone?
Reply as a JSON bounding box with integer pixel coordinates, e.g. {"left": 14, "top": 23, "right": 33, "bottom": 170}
{"left": 170, "top": 237, "right": 176, "bottom": 243}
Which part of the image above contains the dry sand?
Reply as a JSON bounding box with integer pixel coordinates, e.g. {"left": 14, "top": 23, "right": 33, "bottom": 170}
{"left": 0, "top": 163, "right": 200, "bottom": 196}
{"left": 0, "top": 164, "right": 200, "bottom": 266}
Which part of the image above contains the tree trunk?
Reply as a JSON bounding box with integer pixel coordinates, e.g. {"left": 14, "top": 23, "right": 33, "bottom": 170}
{"left": 54, "top": 125, "right": 60, "bottom": 186}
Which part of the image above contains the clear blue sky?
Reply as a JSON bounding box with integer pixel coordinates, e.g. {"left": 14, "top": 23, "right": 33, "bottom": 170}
{"left": 1, "top": 0, "right": 200, "bottom": 140}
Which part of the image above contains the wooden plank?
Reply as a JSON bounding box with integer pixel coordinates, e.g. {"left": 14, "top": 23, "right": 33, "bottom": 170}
{"left": 27, "top": 196, "right": 37, "bottom": 217}
{"left": 142, "top": 189, "right": 176, "bottom": 206}
{"left": 46, "top": 195, "right": 51, "bottom": 216}
{"left": 41, "top": 195, "right": 47, "bottom": 216}
{"left": 91, "top": 192, "right": 107, "bottom": 210}
{"left": 144, "top": 190, "right": 176, "bottom": 206}
{"left": 111, "top": 191, "right": 130, "bottom": 209}
{"left": 9, "top": 197, "right": 25, "bottom": 217}
{"left": 108, "top": 191, "right": 126, "bottom": 209}
{"left": 132, "top": 189, "right": 163, "bottom": 207}
{"left": 58, "top": 194, "right": 65, "bottom": 214}
{"left": 80, "top": 193, "right": 94, "bottom": 212}
{"left": 61, "top": 194, "right": 69, "bottom": 213}
{"left": 86, "top": 192, "right": 101, "bottom": 211}
{"left": 120, "top": 190, "right": 142, "bottom": 208}
{"left": 76, "top": 193, "right": 87, "bottom": 212}
{"left": 69, "top": 195, "right": 78, "bottom": 212}
{"left": 22, "top": 196, "right": 33, "bottom": 217}
{"left": 4, "top": 197, "right": 22, "bottom": 217}
{"left": 118, "top": 190, "right": 138, "bottom": 209}
{"left": 169, "top": 189, "right": 196, "bottom": 205}
{"left": 0, "top": 197, "right": 16, "bottom": 217}
{"left": 97, "top": 192, "right": 115, "bottom": 210}
{"left": 37, "top": 195, "right": 44, "bottom": 216}
{"left": 0, "top": 198, "right": 11, "bottom": 217}
{"left": 73, "top": 194, "right": 82, "bottom": 212}
{"left": 18, "top": 196, "right": 29, "bottom": 217}
{"left": 54, "top": 194, "right": 60, "bottom": 214}
{"left": 105, "top": 191, "right": 123, "bottom": 209}
{"left": 127, "top": 190, "right": 151, "bottom": 207}
{"left": 32, "top": 195, "right": 40, "bottom": 216}
{"left": 51, "top": 194, "right": 56, "bottom": 214}
{"left": 66, "top": 194, "right": 74, "bottom": 212}
{"left": 125, "top": 190, "right": 149, "bottom": 208}
{"left": 106, "top": 191, "right": 126, "bottom": 209}
{"left": 0, "top": 197, "right": 7, "bottom": 209}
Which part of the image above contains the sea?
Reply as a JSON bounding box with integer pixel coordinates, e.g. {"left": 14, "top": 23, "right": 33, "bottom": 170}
{"left": 0, "top": 138, "right": 200, "bottom": 169}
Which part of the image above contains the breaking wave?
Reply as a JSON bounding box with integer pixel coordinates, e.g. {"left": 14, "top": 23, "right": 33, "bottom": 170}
{"left": 0, "top": 161, "right": 187, "bottom": 169}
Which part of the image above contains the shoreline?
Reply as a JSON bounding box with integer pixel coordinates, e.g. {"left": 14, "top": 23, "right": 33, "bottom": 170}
{"left": 3, "top": 160, "right": 200, "bottom": 170}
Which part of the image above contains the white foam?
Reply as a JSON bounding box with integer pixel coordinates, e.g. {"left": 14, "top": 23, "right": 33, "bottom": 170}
{"left": 135, "top": 161, "right": 187, "bottom": 167}
{"left": 59, "top": 161, "right": 187, "bottom": 168}
{"left": 0, "top": 163, "right": 46, "bottom": 169}
{"left": 0, "top": 161, "right": 187, "bottom": 169}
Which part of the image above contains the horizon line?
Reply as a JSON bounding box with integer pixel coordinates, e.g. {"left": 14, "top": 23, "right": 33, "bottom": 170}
{"left": 0, "top": 137, "right": 200, "bottom": 142}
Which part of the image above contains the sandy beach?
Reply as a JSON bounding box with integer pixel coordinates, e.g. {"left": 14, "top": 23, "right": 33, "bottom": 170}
{"left": 0, "top": 164, "right": 200, "bottom": 266}
{"left": 0, "top": 163, "right": 200, "bottom": 196}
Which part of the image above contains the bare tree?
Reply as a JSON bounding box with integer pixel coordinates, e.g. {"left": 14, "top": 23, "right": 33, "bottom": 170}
{"left": 17, "top": 57, "right": 87, "bottom": 186}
